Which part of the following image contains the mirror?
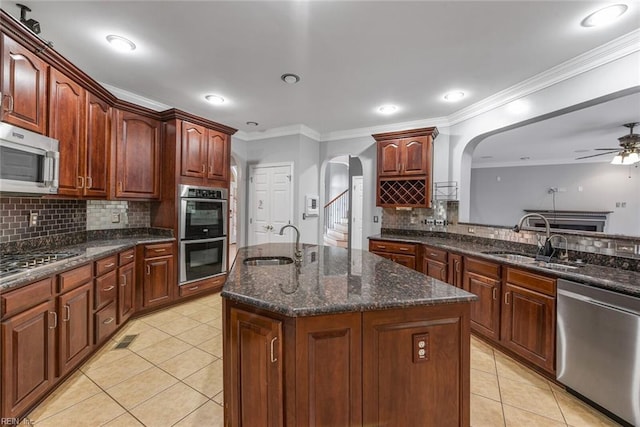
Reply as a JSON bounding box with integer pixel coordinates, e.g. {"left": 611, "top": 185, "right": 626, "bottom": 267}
{"left": 469, "top": 92, "right": 640, "bottom": 237}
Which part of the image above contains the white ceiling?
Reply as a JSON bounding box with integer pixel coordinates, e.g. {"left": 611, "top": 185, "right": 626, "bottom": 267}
{"left": 5, "top": 0, "right": 640, "bottom": 143}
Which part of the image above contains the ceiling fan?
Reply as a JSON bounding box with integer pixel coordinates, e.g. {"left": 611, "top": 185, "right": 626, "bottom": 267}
{"left": 576, "top": 122, "right": 640, "bottom": 165}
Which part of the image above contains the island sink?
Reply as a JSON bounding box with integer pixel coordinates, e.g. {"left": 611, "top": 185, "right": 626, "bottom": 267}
{"left": 222, "top": 243, "right": 477, "bottom": 426}
{"left": 242, "top": 256, "right": 294, "bottom": 266}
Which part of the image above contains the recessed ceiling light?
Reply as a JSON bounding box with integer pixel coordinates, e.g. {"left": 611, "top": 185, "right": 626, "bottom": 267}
{"left": 377, "top": 104, "right": 398, "bottom": 115}
{"left": 443, "top": 91, "right": 465, "bottom": 102}
{"left": 205, "top": 94, "right": 225, "bottom": 105}
{"left": 246, "top": 121, "right": 259, "bottom": 127}
{"left": 106, "top": 35, "right": 136, "bottom": 52}
{"left": 281, "top": 73, "right": 301, "bottom": 84}
{"left": 581, "top": 4, "right": 628, "bottom": 27}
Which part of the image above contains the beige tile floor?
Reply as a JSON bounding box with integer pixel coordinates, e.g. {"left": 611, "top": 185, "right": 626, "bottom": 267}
{"left": 24, "top": 292, "right": 621, "bottom": 426}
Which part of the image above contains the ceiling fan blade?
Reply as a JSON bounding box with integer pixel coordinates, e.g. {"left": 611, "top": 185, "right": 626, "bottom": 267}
{"left": 575, "top": 151, "right": 618, "bottom": 160}
{"left": 593, "top": 148, "right": 621, "bottom": 150}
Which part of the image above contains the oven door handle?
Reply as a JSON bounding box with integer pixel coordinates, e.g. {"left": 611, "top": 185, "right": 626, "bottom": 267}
{"left": 180, "top": 237, "right": 227, "bottom": 245}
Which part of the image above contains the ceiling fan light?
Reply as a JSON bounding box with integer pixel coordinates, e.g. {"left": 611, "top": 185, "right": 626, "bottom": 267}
{"left": 611, "top": 152, "right": 640, "bottom": 165}
{"left": 610, "top": 154, "right": 624, "bottom": 165}
{"left": 627, "top": 152, "right": 640, "bottom": 164}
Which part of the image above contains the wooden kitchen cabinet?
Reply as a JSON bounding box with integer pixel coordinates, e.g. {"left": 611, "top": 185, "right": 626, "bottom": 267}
{"left": 423, "top": 245, "right": 448, "bottom": 282}
{"left": 114, "top": 110, "right": 161, "bottom": 199}
{"left": 463, "top": 256, "right": 501, "bottom": 341}
{"left": 0, "top": 33, "right": 48, "bottom": 134}
{"left": 373, "top": 127, "right": 438, "bottom": 208}
{"left": 180, "top": 120, "right": 229, "bottom": 184}
{"left": 83, "top": 93, "right": 111, "bottom": 198}
{"left": 501, "top": 268, "right": 556, "bottom": 373}
{"left": 1, "top": 278, "right": 56, "bottom": 419}
{"left": 57, "top": 275, "right": 93, "bottom": 377}
{"left": 140, "top": 242, "right": 175, "bottom": 309}
{"left": 48, "top": 67, "right": 86, "bottom": 197}
{"left": 448, "top": 253, "right": 463, "bottom": 288}
{"left": 227, "top": 306, "right": 283, "bottom": 427}
{"left": 369, "top": 239, "right": 417, "bottom": 270}
{"left": 118, "top": 249, "right": 136, "bottom": 324}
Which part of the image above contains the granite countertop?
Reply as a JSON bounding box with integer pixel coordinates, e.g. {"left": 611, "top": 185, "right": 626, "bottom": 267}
{"left": 370, "top": 233, "right": 640, "bottom": 298}
{"left": 222, "top": 243, "right": 477, "bottom": 317}
{"left": 0, "top": 235, "right": 175, "bottom": 292}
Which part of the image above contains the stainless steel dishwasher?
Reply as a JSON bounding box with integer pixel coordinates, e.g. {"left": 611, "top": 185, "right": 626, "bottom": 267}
{"left": 557, "top": 278, "right": 640, "bottom": 426}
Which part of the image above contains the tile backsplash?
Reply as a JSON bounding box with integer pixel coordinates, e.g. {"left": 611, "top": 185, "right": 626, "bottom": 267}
{"left": 0, "top": 197, "right": 151, "bottom": 243}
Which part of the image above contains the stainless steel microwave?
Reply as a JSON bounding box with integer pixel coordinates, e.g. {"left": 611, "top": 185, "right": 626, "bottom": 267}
{"left": 0, "top": 122, "right": 59, "bottom": 194}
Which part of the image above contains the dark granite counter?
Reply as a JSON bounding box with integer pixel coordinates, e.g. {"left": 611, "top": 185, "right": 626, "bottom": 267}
{"left": 369, "top": 233, "right": 640, "bottom": 298}
{"left": 0, "top": 235, "right": 175, "bottom": 292}
{"left": 221, "top": 243, "right": 477, "bottom": 317}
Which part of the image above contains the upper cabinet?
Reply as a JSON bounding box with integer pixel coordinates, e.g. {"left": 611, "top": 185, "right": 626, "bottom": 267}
{"left": 114, "top": 110, "right": 161, "bottom": 199}
{"left": 180, "top": 120, "right": 230, "bottom": 185}
{"left": 1, "top": 34, "right": 48, "bottom": 134}
{"left": 374, "top": 127, "right": 438, "bottom": 208}
{"left": 83, "top": 94, "right": 112, "bottom": 198}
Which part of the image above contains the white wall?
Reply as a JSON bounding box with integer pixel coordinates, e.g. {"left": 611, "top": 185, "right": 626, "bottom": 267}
{"left": 470, "top": 163, "right": 640, "bottom": 235}
{"left": 230, "top": 137, "right": 248, "bottom": 247}
{"left": 325, "top": 162, "right": 349, "bottom": 201}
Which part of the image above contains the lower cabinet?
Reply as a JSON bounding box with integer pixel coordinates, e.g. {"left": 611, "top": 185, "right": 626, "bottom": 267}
{"left": 448, "top": 253, "right": 463, "bottom": 288}
{"left": 118, "top": 261, "right": 135, "bottom": 324}
{"left": 463, "top": 257, "right": 501, "bottom": 341}
{"left": 369, "top": 239, "right": 417, "bottom": 270}
{"left": 224, "top": 300, "right": 470, "bottom": 426}
{"left": 423, "top": 245, "right": 448, "bottom": 282}
{"left": 139, "top": 242, "right": 175, "bottom": 309}
{"left": 57, "top": 281, "right": 93, "bottom": 377}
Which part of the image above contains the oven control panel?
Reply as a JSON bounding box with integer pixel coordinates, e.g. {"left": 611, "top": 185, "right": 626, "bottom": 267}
{"left": 180, "top": 185, "right": 227, "bottom": 200}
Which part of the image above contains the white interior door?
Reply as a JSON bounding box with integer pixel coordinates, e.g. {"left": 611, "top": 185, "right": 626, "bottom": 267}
{"left": 351, "top": 176, "right": 364, "bottom": 250}
{"left": 249, "top": 164, "right": 293, "bottom": 245}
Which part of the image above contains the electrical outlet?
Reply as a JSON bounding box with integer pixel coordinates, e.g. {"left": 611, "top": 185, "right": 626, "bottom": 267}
{"left": 616, "top": 202, "right": 621, "bottom": 208}
{"left": 622, "top": 202, "right": 627, "bottom": 208}
{"left": 111, "top": 213, "right": 121, "bottom": 223}
{"left": 373, "top": 215, "right": 379, "bottom": 223}
{"left": 426, "top": 219, "right": 435, "bottom": 225}
{"left": 435, "top": 219, "right": 445, "bottom": 226}
{"left": 413, "top": 333, "right": 429, "bottom": 363}
{"left": 468, "top": 227, "right": 475, "bottom": 234}
{"left": 29, "top": 212, "right": 38, "bottom": 227}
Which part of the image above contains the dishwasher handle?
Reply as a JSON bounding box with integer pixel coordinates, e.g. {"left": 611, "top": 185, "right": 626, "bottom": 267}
{"left": 558, "top": 288, "right": 640, "bottom": 317}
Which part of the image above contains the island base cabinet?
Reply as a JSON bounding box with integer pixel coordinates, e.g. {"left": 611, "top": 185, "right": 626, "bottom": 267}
{"left": 363, "top": 304, "right": 470, "bottom": 427}
{"left": 226, "top": 306, "right": 283, "bottom": 427}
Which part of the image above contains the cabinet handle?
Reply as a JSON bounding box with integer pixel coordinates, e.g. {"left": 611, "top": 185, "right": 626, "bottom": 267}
{"left": 125, "top": 254, "right": 134, "bottom": 259}
{"left": 103, "top": 285, "right": 115, "bottom": 291}
{"left": 430, "top": 253, "right": 438, "bottom": 257}
{"left": 154, "top": 249, "right": 166, "bottom": 253}
{"left": 378, "top": 245, "right": 386, "bottom": 249}
{"left": 208, "top": 165, "right": 213, "bottom": 174}
{"left": 104, "top": 263, "right": 115, "bottom": 268}
{"left": 270, "top": 337, "right": 278, "bottom": 363}
{"left": 86, "top": 176, "right": 93, "bottom": 189}
{"left": 504, "top": 291, "right": 510, "bottom": 305}
{"left": 3, "top": 94, "right": 14, "bottom": 113}
{"left": 121, "top": 274, "right": 126, "bottom": 287}
{"left": 492, "top": 288, "right": 497, "bottom": 300}
{"left": 146, "top": 265, "right": 151, "bottom": 275}
{"left": 399, "top": 247, "right": 409, "bottom": 251}
{"left": 189, "top": 285, "right": 199, "bottom": 291}
{"left": 117, "top": 181, "right": 123, "bottom": 191}
{"left": 77, "top": 176, "right": 85, "bottom": 189}
{"left": 456, "top": 261, "right": 460, "bottom": 273}
{"left": 63, "top": 305, "right": 70, "bottom": 322}
{"left": 49, "top": 311, "right": 57, "bottom": 329}
{"left": 202, "top": 164, "right": 206, "bottom": 173}
{"left": 103, "top": 317, "right": 114, "bottom": 325}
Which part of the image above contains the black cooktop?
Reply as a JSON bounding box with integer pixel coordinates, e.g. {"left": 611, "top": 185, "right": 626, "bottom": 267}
{"left": 0, "top": 252, "right": 79, "bottom": 279}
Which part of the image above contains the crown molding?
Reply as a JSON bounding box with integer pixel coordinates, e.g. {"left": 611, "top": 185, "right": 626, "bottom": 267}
{"left": 100, "top": 82, "right": 172, "bottom": 112}
{"left": 472, "top": 157, "right": 612, "bottom": 169}
{"left": 238, "top": 124, "right": 321, "bottom": 142}
{"left": 448, "top": 29, "right": 640, "bottom": 126}
{"left": 319, "top": 116, "right": 450, "bottom": 142}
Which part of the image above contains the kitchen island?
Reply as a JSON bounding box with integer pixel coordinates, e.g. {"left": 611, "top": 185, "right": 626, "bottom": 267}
{"left": 222, "top": 243, "right": 477, "bottom": 426}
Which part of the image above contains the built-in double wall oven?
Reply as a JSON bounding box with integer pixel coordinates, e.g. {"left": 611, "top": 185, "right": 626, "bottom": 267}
{"left": 179, "top": 185, "right": 227, "bottom": 285}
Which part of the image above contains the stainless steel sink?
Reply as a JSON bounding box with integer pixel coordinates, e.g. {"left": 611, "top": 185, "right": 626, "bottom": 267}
{"left": 536, "top": 262, "right": 579, "bottom": 271}
{"left": 243, "top": 256, "right": 294, "bottom": 266}
{"left": 482, "top": 251, "right": 537, "bottom": 263}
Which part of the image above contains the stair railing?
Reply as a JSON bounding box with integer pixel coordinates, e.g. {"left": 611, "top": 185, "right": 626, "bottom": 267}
{"left": 324, "top": 189, "right": 349, "bottom": 237}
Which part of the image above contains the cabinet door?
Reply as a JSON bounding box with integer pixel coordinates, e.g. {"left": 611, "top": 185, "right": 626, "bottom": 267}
{"left": 84, "top": 94, "right": 111, "bottom": 197}
{"left": 115, "top": 111, "right": 161, "bottom": 199}
{"left": 501, "top": 283, "right": 555, "bottom": 373}
{"left": 424, "top": 259, "right": 447, "bottom": 282}
{"left": 48, "top": 68, "right": 86, "bottom": 196}
{"left": 228, "top": 308, "right": 283, "bottom": 427}
{"left": 448, "top": 254, "right": 463, "bottom": 288}
{"left": 58, "top": 282, "right": 93, "bottom": 376}
{"left": 180, "top": 121, "right": 207, "bottom": 178}
{"left": 1, "top": 300, "right": 56, "bottom": 419}
{"left": 1, "top": 34, "right": 48, "bottom": 134}
{"left": 392, "top": 253, "right": 416, "bottom": 270}
{"left": 118, "top": 262, "right": 135, "bottom": 324}
{"left": 296, "top": 313, "right": 362, "bottom": 426}
{"left": 142, "top": 256, "right": 174, "bottom": 308}
{"left": 206, "top": 129, "right": 229, "bottom": 182}
{"left": 464, "top": 272, "right": 501, "bottom": 340}
{"left": 377, "top": 140, "right": 402, "bottom": 176}
{"left": 401, "top": 137, "right": 428, "bottom": 175}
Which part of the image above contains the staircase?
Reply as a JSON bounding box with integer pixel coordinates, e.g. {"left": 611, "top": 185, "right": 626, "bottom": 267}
{"left": 324, "top": 217, "right": 348, "bottom": 248}
{"left": 323, "top": 189, "right": 349, "bottom": 248}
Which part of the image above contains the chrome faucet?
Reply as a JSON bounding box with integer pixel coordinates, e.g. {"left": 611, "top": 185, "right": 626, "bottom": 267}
{"left": 549, "top": 234, "right": 569, "bottom": 261}
{"left": 513, "top": 213, "right": 554, "bottom": 258}
{"left": 279, "top": 224, "right": 302, "bottom": 261}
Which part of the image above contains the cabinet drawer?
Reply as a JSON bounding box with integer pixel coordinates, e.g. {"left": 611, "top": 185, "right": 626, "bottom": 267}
{"left": 179, "top": 275, "right": 226, "bottom": 297}
{"left": 423, "top": 245, "right": 447, "bottom": 263}
{"left": 95, "top": 255, "right": 117, "bottom": 276}
{"left": 464, "top": 257, "right": 500, "bottom": 280}
{"left": 95, "top": 302, "right": 117, "bottom": 344}
{"left": 144, "top": 242, "right": 174, "bottom": 258}
{"left": 118, "top": 249, "right": 135, "bottom": 266}
{"left": 59, "top": 264, "right": 93, "bottom": 293}
{"left": 369, "top": 240, "right": 416, "bottom": 255}
{"left": 95, "top": 270, "right": 117, "bottom": 309}
{"left": 506, "top": 268, "right": 556, "bottom": 296}
{"left": 1, "top": 277, "right": 53, "bottom": 319}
